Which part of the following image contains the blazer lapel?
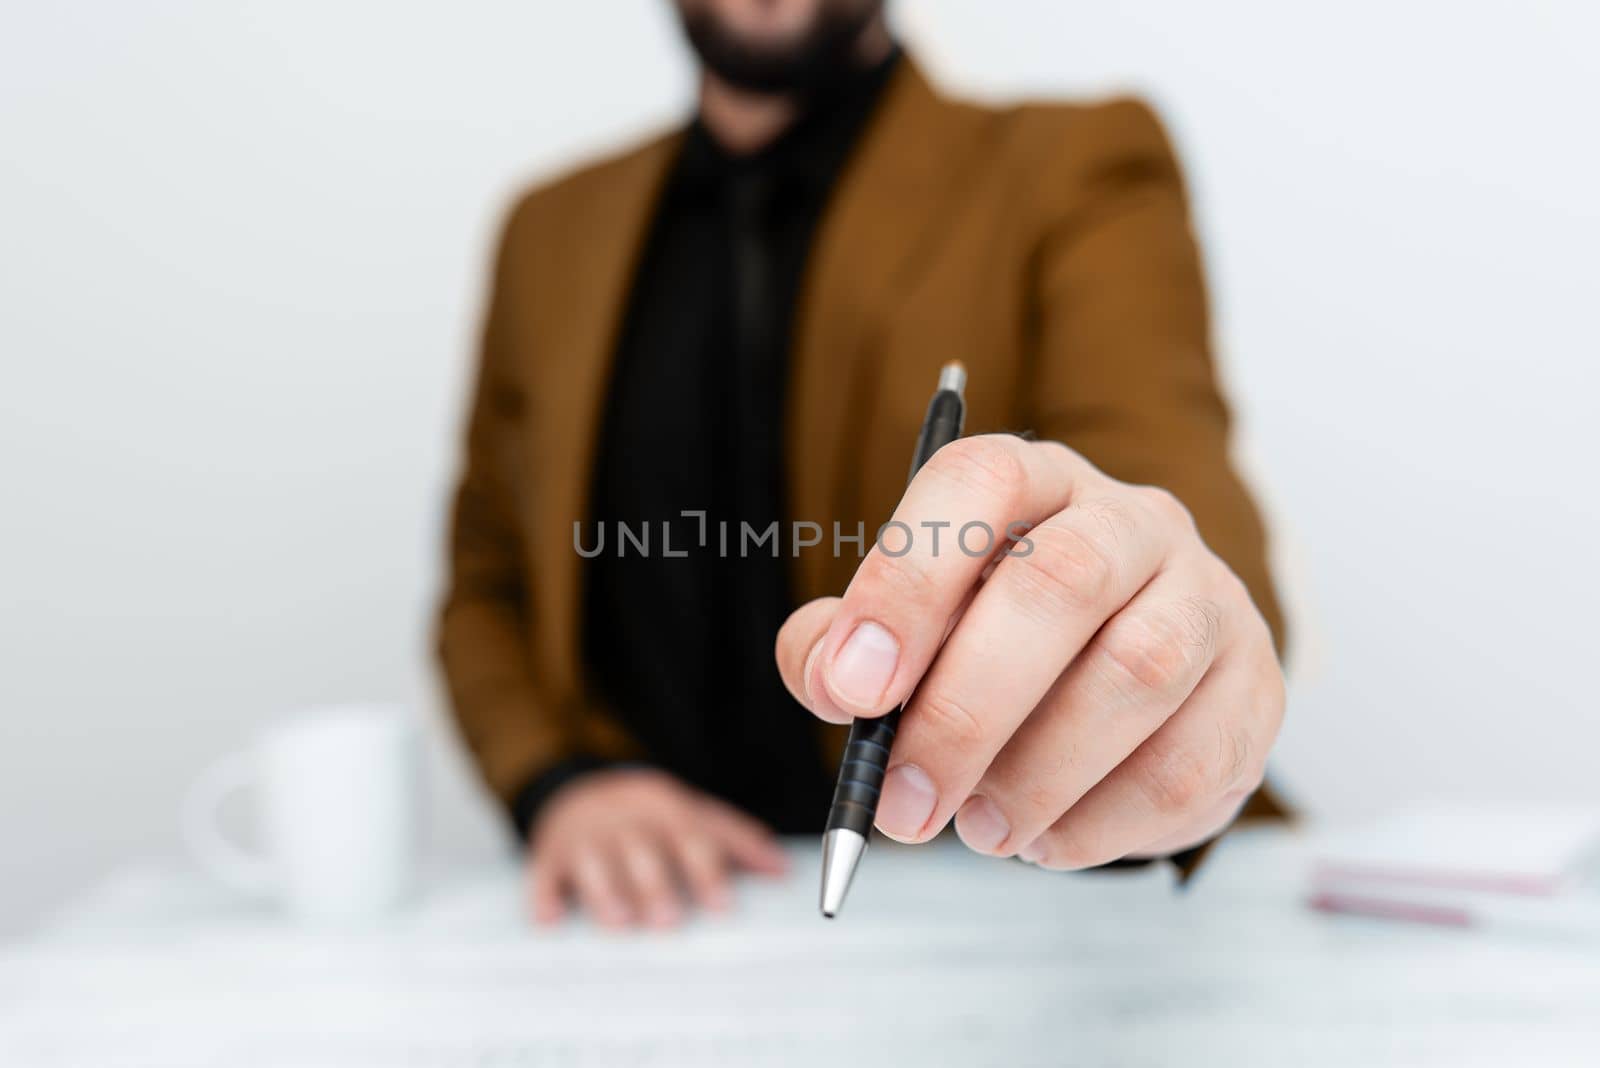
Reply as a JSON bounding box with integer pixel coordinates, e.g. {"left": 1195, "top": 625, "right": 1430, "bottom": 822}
{"left": 786, "top": 58, "right": 992, "bottom": 599}
{"left": 531, "top": 133, "right": 681, "bottom": 697}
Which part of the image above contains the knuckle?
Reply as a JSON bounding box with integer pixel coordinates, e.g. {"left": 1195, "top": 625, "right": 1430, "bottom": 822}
{"left": 689, "top": 837, "right": 726, "bottom": 874}
{"left": 1134, "top": 741, "right": 1216, "bottom": 816}
{"left": 654, "top": 807, "right": 694, "bottom": 838}
{"left": 1218, "top": 563, "right": 1251, "bottom": 601}
{"left": 1036, "top": 438, "right": 1097, "bottom": 480}
{"left": 857, "top": 539, "right": 942, "bottom": 609}
{"left": 1219, "top": 568, "right": 1264, "bottom": 625}
{"left": 912, "top": 686, "right": 988, "bottom": 749}
{"left": 1174, "top": 595, "right": 1224, "bottom": 654}
{"left": 1219, "top": 784, "right": 1256, "bottom": 813}
{"left": 1033, "top": 438, "right": 1076, "bottom": 463}
{"left": 656, "top": 794, "right": 701, "bottom": 830}
{"left": 1141, "top": 485, "right": 1195, "bottom": 529}
{"left": 1005, "top": 520, "right": 1119, "bottom": 621}
{"left": 1079, "top": 494, "right": 1139, "bottom": 546}
{"left": 1216, "top": 721, "right": 1254, "bottom": 790}
{"left": 929, "top": 435, "right": 1028, "bottom": 507}
{"left": 1095, "top": 600, "right": 1217, "bottom": 700}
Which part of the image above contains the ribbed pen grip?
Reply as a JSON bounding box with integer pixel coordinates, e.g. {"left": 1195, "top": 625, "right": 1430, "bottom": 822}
{"left": 824, "top": 707, "right": 902, "bottom": 836}
{"left": 819, "top": 367, "right": 964, "bottom": 902}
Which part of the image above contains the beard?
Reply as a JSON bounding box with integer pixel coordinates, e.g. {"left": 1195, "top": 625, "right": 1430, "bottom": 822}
{"left": 678, "top": 2, "right": 885, "bottom": 95}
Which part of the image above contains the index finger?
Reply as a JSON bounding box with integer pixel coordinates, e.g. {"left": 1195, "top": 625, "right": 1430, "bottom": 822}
{"left": 804, "top": 436, "right": 1088, "bottom": 722}
{"left": 528, "top": 847, "right": 567, "bottom": 926}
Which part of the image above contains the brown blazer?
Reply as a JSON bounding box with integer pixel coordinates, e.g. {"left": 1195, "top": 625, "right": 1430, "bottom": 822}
{"left": 438, "top": 57, "right": 1287, "bottom": 829}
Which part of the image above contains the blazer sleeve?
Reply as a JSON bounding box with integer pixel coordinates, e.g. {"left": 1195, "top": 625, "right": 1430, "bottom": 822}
{"left": 1024, "top": 101, "right": 1290, "bottom": 855}
{"left": 1025, "top": 99, "right": 1287, "bottom": 657}
{"left": 436, "top": 202, "right": 622, "bottom": 829}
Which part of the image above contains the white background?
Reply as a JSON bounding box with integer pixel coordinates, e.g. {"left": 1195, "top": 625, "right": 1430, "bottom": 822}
{"left": 2, "top": 1, "right": 1596, "bottom": 932}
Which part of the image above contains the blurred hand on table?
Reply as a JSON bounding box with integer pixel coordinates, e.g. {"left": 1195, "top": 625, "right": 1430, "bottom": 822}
{"left": 527, "top": 768, "right": 788, "bottom": 928}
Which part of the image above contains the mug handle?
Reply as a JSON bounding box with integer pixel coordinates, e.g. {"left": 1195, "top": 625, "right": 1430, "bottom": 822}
{"left": 182, "top": 751, "right": 274, "bottom": 895}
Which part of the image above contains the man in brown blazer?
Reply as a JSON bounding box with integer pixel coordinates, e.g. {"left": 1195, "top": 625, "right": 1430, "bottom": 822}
{"left": 439, "top": 0, "right": 1287, "bottom": 928}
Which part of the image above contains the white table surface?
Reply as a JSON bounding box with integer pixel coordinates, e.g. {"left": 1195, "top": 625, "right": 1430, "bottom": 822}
{"left": 3, "top": 828, "right": 1597, "bottom": 1067}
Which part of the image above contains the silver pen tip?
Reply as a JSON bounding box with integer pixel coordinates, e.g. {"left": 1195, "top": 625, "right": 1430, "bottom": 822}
{"left": 819, "top": 828, "right": 868, "bottom": 919}
{"left": 938, "top": 360, "right": 967, "bottom": 396}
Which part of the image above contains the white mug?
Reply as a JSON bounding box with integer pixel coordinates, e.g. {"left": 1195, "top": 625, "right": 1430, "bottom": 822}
{"left": 183, "top": 704, "right": 420, "bottom": 924}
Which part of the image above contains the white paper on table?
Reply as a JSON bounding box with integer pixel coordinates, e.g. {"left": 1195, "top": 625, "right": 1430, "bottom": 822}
{"left": 1311, "top": 800, "right": 1600, "bottom": 895}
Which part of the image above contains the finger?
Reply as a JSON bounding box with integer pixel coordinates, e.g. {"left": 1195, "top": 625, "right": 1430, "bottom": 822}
{"left": 570, "top": 841, "right": 633, "bottom": 929}
{"left": 780, "top": 588, "right": 981, "bottom": 725}
{"left": 807, "top": 436, "right": 1090, "bottom": 722}
{"left": 1019, "top": 652, "right": 1284, "bottom": 870}
{"left": 876, "top": 489, "right": 1174, "bottom": 843}
{"left": 953, "top": 574, "right": 1225, "bottom": 856}
{"left": 614, "top": 830, "right": 684, "bottom": 928}
{"left": 775, "top": 596, "right": 844, "bottom": 721}
{"left": 665, "top": 827, "right": 733, "bottom": 912}
{"left": 701, "top": 799, "right": 789, "bottom": 876}
{"left": 1131, "top": 791, "right": 1250, "bottom": 859}
{"left": 528, "top": 847, "right": 568, "bottom": 925}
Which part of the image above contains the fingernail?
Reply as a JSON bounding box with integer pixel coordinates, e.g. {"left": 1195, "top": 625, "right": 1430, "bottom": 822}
{"left": 876, "top": 763, "right": 938, "bottom": 840}
{"left": 827, "top": 621, "right": 899, "bottom": 710}
{"left": 955, "top": 795, "right": 1011, "bottom": 855}
{"left": 1019, "top": 839, "right": 1046, "bottom": 864}
{"left": 803, "top": 640, "right": 851, "bottom": 724}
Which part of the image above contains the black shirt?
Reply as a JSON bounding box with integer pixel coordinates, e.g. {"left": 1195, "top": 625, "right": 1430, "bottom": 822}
{"left": 511, "top": 53, "right": 902, "bottom": 838}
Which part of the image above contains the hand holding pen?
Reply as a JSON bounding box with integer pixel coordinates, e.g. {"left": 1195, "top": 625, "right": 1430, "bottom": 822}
{"left": 782, "top": 364, "right": 1286, "bottom": 915}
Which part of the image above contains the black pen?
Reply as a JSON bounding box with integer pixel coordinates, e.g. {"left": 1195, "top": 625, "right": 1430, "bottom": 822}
{"left": 819, "top": 360, "right": 967, "bottom": 918}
